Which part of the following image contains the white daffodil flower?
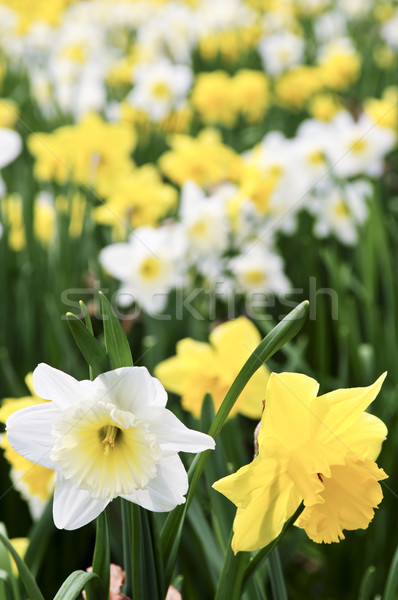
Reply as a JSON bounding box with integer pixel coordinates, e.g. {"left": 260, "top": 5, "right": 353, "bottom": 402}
{"left": 0, "top": 129, "right": 22, "bottom": 169}
{"left": 100, "top": 225, "right": 186, "bottom": 314}
{"left": 6, "top": 363, "right": 215, "bottom": 530}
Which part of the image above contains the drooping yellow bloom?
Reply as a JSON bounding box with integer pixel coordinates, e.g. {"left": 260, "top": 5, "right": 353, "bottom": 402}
{"left": 155, "top": 317, "right": 269, "bottom": 419}
{"left": 307, "top": 93, "right": 343, "bottom": 122}
{"left": 213, "top": 372, "right": 387, "bottom": 552}
{"left": 233, "top": 70, "right": 270, "bottom": 123}
{"left": 94, "top": 165, "right": 177, "bottom": 236}
{"left": 364, "top": 87, "right": 398, "bottom": 131}
{"left": 28, "top": 113, "right": 136, "bottom": 196}
{"left": 318, "top": 43, "right": 361, "bottom": 91}
{"left": 1, "top": 0, "right": 76, "bottom": 33}
{"left": 159, "top": 128, "right": 242, "bottom": 187}
{"left": 198, "top": 26, "right": 262, "bottom": 64}
{"left": 191, "top": 71, "right": 238, "bottom": 127}
{"left": 275, "top": 66, "right": 324, "bottom": 110}
{"left": 0, "top": 374, "right": 56, "bottom": 518}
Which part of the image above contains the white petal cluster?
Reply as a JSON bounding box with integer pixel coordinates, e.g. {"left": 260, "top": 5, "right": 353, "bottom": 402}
{"left": 6, "top": 363, "right": 215, "bottom": 530}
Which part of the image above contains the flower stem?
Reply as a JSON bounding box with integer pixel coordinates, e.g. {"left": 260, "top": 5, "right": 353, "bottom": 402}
{"left": 121, "top": 499, "right": 133, "bottom": 598}
{"left": 91, "top": 510, "right": 110, "bottom": 600}
{"left": 269, "top": 548, "right": 288, "bottom": 600}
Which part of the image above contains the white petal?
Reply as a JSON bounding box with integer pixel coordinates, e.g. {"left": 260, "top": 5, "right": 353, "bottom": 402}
{"left": 32, "top": 363, "right": 91, "bottom": 408}
{"left": 0, "top": 129, "right": 22, "bottom": 168}
{"left": 92, "top": 366, "right": 168, "bottom": 411}
{"left": 135, "top": 406, "right": 215, "bottom": 454}
{"left": 6, "top": 403, "right": 59, "bottom": 469}
{"left": 99, "top": 243, "right": 133, "bottom": 282}
{"left": 121, "top": 455, "right": 188, "bottom": 512}
{"left": 53, "top": 475, "right": 110, "bottom": 530}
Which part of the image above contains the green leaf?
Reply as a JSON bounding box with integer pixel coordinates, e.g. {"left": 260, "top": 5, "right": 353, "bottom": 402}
{"left": 384, "top": 542, "right": 398, "bottom": 600}
{"left": 66, "top": 312, "right": 109, "bottom": 378}
{"left": 214, "top": 535, "right": 249, "bottom": 600}
{"left": 131, "top": 504, "right": 163, "bottom": 600}
{"left": 358, "top": 566, "right": 376, "bottom": 600}
{"left": 161, "top": 301, "right": 309, "bottom": 588}
{"left": 127, "top": 501, "right": 165, "bottom": 599}
{"left": 79, "top": 300, "right": 94, "bottom": 334}
{"left": 53, "top": 571, "right": 102, "bottom": 600}
{"left": 242, "top": 504, "right": 304, "bottom": 588}
{"left": 0, "top": 571, "right": 13, "bottom": 600}
{"left": 0, "top": 531, "right": 44, "bottom": 600}
{"left": 79, "top": 300, "right": 95, "bottom": 379}
{"left": 0, "top": 525, "right": 14, "bottom": 577}
{"left": 0, "top": 525, "right": 19, "bottom": 600}
{"left": 216, "top": 504, "right": 304, "bottom": 600}
{"left": 121, "top": 499, "right": 133, "bottom": 598}
{"left": 99, "top": 291, "right": 133, "bottom": 368}
{"left": 24, "top": 499, "right": 54, "bottom": 577}
{"left": 268, "top": 549, "right": 288, "bottom": 600}
{"left": 91, "top": 511, "right": 110, "bottom": 600}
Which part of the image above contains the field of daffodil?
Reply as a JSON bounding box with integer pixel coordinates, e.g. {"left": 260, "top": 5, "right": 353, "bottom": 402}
{"left": 0, "top": 0, "right": 398, "bottom": 599}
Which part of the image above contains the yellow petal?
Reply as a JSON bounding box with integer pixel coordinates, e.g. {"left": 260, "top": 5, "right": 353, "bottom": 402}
{"left": 258, "top": 372, "right": 320, "bottom": 449}
{"left": 213, "top": 455, "right": 280, "bottom": 509}
{"left": 231, "top": 470, "right": 301, "bottom": 553}
{"left": 209, "top": 317, "right": 261, "bottom": 371}
{"left": 315, "top": 373, "right": 387, "bottom": 445}
{"left": 154, "top": 339, "right": 215, "bottom": 394}
{"left": 236, "top": 366, "right": 269, "bottom": 419}
{"left": 328, "top": 412, "right": 387, "bottom": 462}
{"left": 297, "top": 456, "right": 387, "bottom": 543}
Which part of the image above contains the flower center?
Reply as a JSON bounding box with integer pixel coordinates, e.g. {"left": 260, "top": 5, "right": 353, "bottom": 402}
{"left": 244, "top": 269, "right": 266, "bottom": 286}
{"left": 139, "top": 257, "right": 161, "bottom": 281}
{"left": 189, "top": 218, "right": 209, "bottom": 240}
{"left": 333, "top": 200, "right": 349, "bottom": 218}
{"left": 308, "top": 150, "right": 326, "bottom": 166}
{"left": 152, "top": 81, "right": 172, "bottom": 100}
{"left": 351, "top": 138, "right": 367, "bottom": 154}
{"left": 51, "top": 402, "right": 163, "bottom": 499}
{"left": 100, "top": 424, "right": 121, "bottom": 455}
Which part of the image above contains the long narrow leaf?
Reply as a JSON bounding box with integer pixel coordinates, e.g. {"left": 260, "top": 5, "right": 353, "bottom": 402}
{"left": 24, "top": 499, "right": 54, "bottom": 577}
{"left": 214, "top": 535, "right": 249, "bottom": 600}
{"left": 0, "top": 532, "right": 44, "bottom": 600}
{"left": 66, "top": 312, "right": 109, "bottom": 377}
{"left": 358, "top": 566, "right": 376, "bottom": 600}
{"left": 0, "top": 525, "right": 20, "bottom": 600}
{"left": 161, "top": 301, "right": 309, "bottom": 586}
{"left": 99, "top": 291, "right": 133, "bottom": 368}
{"left": 131, "top": 504, "right": 163, "bottom": 600}
{"left": 91, "top": 511, "right": 110, "bottom": 600}
{"left": 268, "top": 549, "right": 288, "bottom": 600}
{"left": 121, "top": 499, "right": 133, "bottom": 598}
{"left": 0, "top": 572, "right": 13, "bottom": 600}
{"left": 53, "top": 571, "right": 102, "bottom": 600}
{"left": 383, "top": 543, "right": 398, "bottom": 600}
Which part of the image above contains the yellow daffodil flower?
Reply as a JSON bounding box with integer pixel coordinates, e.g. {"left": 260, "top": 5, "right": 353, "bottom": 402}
{"left": 155, "top": 317, "right": 269, "bottom": 419}
{"left": 159, "top": 128, "right": 242, "bottom": 187}
{"left": 213, "top": 372, "right": 387, "bottom": 552}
